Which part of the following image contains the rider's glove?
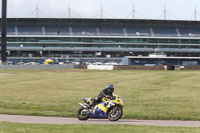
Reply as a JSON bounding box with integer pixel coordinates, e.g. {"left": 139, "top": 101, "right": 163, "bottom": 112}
{"left": 106, "top": 95, "right": 110, "bottom": 98}
{"left": 106, "top": 95, "right": 113, "bottom": 99}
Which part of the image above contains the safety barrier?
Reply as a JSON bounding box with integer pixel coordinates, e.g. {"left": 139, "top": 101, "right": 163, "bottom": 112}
{"left": 113, "top": 65, "right": 164, "bottom": 70}
{"left": 87, "top": 65, "right": 114, "bottom": 70}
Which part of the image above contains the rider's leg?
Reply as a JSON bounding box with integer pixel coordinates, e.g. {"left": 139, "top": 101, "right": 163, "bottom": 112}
{"left": 89, "top": 96, "right": 101, "bottom": 107}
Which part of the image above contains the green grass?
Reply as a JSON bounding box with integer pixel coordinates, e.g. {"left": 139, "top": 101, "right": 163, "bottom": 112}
{"left": 0, "top": 122, "right": 200, "bottom": 133}
{"left": 1, "top": 69, "right": 200, "bottom": 120}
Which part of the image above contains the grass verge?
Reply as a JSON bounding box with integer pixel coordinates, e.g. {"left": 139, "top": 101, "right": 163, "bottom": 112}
{"left": 1, "top": 69, "right": 200, "bottom": 120}
{"left": 0, "top": 122, "right": 200, "bottom": 133}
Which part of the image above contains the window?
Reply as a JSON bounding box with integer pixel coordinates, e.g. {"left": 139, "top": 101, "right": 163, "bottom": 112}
{"left": 182, "top": 61, "right": 198, "bottom": 66}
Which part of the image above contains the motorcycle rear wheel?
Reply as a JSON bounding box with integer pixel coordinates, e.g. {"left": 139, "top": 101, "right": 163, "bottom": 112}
{"left": 108, "top": 107, "right": 123, "bottom": 121}
{"left": 77, "top": 107, "right": 90, "bottom": 120}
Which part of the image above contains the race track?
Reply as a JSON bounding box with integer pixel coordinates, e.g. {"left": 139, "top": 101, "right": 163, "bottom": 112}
{"left": 1, "top": 114, "right": 200, "bottom": 127}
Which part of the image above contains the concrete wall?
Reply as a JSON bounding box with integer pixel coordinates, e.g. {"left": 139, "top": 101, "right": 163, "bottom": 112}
{"left": 180, "top": 66, "right": 200, "bottom": 70}
{"left": 113, "top": 65, "right": 164, "bottom": 70}
{"left": 78, "top": 65, "right": 165, "bottom": 70}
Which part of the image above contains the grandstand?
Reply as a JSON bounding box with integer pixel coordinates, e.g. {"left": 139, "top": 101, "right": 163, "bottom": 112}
{"left": 1, "top": 18, "right": 200, "bottom": 65}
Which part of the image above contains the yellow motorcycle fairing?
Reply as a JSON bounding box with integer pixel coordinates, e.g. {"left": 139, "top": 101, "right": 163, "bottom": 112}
{"left": 83, "top": 98, "right": 92, "bottom": 104}
{"left": 97, "top": 94, "right": 124, "bottom": 113}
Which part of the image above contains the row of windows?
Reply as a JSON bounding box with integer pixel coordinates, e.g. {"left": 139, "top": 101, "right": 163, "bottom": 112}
{"left": 4, "top": 37, "right": 200, "bottom": 44}
{"left": 132, "top": 59, "right": 199, "bottom": 65}
{"left": 7, "top": 43, "right": 200, "bottom": 49}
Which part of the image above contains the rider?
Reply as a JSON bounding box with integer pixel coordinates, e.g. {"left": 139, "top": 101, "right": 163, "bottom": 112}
{"left": 89, "top": 84, "right": 114, "bottom": 107}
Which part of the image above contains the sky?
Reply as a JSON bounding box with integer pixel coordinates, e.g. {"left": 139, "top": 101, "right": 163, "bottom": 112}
{"left": 2, "top": 0, "right": 200, "bottom": 20}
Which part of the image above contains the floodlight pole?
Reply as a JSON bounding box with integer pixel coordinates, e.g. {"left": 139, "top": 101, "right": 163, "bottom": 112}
{"left": 132, "top": 4, "right": 135, "bottom": 19}
{"left": 164, "top": 5, "right": 167, "bottom": 20}
{"left": 68, "top": 3, "right": 71, "bottom": 18}
{"left": 1, "top": 0, "right": 7, "bottom": 64}
{"left": 100, "top": 4, "right": 103, "bottom": 19}
{"left": 194, "top": 6, "right": 197, "bottom": 21}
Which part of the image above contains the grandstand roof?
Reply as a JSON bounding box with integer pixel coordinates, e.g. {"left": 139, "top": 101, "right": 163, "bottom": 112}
{"left": 2, "top": 18, "right": 200, "bottom": 38}
{"left": 2, "top": 18, "right": 200, "bottom": 26}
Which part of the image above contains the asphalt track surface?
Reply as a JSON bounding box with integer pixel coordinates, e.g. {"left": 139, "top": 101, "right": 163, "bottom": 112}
{"left": 1, "top": 114, "right": 200, "bottom": 127}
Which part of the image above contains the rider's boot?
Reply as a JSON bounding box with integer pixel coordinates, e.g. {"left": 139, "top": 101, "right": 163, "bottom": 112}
{"left": 89, "top": 101, "right": 94, "bottom": 108}
{"left": 92, "top": 105, "right": 98, "bottom": 114}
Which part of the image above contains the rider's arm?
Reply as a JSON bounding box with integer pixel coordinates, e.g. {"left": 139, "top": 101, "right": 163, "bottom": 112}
{"left": 100, "top": 88, "right": 108, "bottom": 97}
{"left": 101, "top": 89, "right": 113, "bottom": 99}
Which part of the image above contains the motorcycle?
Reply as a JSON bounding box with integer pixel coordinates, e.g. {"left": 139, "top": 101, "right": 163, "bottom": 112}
{"left": 77, "top": 94, "right": 124, "bottom": 121}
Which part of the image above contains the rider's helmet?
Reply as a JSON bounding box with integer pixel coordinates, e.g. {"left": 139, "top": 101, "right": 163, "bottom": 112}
{"left": 106, "top": 84, "right": 114, "bottom": 93}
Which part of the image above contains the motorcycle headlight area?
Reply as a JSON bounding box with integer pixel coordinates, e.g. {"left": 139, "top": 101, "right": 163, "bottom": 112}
{"left": 118, "top": 97, "right": 124, "bottom": 106}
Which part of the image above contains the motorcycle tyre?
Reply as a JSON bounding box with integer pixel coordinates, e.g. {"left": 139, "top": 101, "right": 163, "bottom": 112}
{"left": 108, "top": 107, "right": 123, "bottom": 121}
{"left": 77, "top": 107, "right": 90, "bottom": 120}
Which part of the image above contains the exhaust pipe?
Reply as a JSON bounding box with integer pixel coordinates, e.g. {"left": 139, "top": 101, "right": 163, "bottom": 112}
{"left": 79, "top": 102, "right": 87, "bottom": 108}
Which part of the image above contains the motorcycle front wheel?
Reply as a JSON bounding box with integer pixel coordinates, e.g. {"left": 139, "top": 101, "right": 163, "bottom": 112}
{"left": 77, "top": 107, "right": 90, "bottom": 120}
{"left": 107, "top": 106, "right": 123, "bottom": 121}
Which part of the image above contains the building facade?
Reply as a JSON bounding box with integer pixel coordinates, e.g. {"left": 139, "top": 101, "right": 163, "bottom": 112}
{"left": 1, "top": 18, "right": 200, "bottom": 65}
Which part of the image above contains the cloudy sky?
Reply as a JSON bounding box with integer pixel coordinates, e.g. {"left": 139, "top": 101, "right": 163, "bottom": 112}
{"left": 2, "top": 0, "right": 200, "bottom": 20}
